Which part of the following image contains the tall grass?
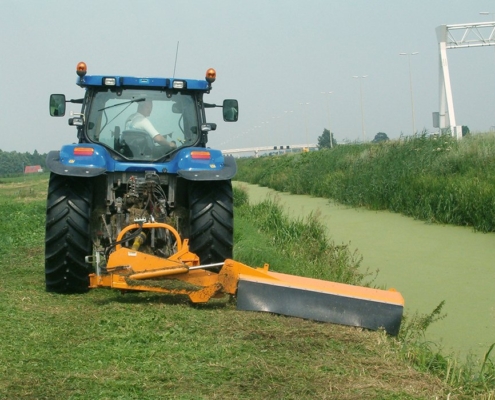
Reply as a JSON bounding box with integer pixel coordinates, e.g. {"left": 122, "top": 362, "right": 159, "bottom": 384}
{"left": 236, "top": 132, "right": 495, "bottom": 232}
{"left": 396, "top": 300, "right": 495, "bottom": 397}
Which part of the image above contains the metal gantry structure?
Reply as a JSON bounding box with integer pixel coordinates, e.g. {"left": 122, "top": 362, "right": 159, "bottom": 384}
{"left": 436, "top": 22, "right": 495, "bottom": 139}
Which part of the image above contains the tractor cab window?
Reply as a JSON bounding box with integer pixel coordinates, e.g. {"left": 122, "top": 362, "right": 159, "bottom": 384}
{"left": 87, "top": 89, "right": 199, "bottom": 160}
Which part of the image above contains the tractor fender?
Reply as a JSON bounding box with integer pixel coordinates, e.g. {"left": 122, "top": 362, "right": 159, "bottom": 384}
{"left": 176, "top": 149, "right": 237, "bottom": 181}
{"left": 46, "top": 144, "right": 109, "bottom": 177}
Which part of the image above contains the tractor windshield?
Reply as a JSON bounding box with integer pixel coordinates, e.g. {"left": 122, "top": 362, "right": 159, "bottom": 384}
{"left": 86, "top": 89, "right": 200, "bottom": 160}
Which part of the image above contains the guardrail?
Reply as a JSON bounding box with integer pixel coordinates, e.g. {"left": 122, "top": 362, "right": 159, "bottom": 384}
{"left": 222, "top": 144, "right": 317, "bottom": 157}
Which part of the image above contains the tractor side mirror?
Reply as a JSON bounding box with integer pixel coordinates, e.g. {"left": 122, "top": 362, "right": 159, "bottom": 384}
{"left": 50, "top": 94, "right": 66, "bottom": 117}
{"left": 222, "top": 99, "right": 238, "bottom": 122}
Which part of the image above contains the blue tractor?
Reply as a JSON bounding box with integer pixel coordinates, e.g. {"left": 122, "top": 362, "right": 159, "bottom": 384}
{"left": 46, "top": 62, "right": 238, "bottom": 293}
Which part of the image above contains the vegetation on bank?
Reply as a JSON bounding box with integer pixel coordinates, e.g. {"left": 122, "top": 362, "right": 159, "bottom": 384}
{"left": 1, "top": 174, "right": 494, "bottom": 398}
{"left": 236, "top": 132, "right": 495, "bottom": 232}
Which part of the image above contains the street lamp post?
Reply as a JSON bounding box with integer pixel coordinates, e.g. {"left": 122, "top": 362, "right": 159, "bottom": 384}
{"left": 299, "top": 102, "right": 310, "bottom": 146}
{"left": 352, "top": 75, "right": 367, "bottom": 142}
{"left": 272, "top": 115, "right": 280, "bottom": 142}
{"left": 320, "top": 91, "right": 333, "bottom": 147}
{"left": 479, "top": 12, "right": 495, "bottom": 132}
{"left": 480, "top": 11, "right": 495, "bottom": 19}
{"left": 284, "top": 110, "right": 293, "bottom": 149}
{"left": 400, "top": 52, "right": 419, "bottom": 136}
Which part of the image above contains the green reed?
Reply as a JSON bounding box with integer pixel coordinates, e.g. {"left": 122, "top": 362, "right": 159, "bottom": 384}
{"left": 236, "top": 132, "right": 495, "bottom": 232}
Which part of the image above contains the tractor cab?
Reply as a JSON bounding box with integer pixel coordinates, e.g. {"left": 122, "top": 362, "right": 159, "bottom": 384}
{"left": 50, "top": 62, "right": 238, "bottom": 162}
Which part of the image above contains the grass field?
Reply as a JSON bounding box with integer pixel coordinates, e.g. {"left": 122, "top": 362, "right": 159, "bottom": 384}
{"left": 0, "top": 173, "right": 493, "bottom": 399}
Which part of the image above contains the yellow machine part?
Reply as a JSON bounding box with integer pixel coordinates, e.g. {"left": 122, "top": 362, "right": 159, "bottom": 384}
{"left": 88, "top": 222, "right": 405, "bottom": 335}
{"left": 89, "top": 222, "right": 224, "bottom": 303}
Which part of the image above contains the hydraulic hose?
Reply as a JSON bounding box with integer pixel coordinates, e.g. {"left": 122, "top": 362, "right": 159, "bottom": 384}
{"left": 104, "top": 224, "right": 143, "bottom": 259}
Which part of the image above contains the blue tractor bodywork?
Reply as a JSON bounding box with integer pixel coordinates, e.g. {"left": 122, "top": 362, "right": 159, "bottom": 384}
{"left": 78, "top": 75, "right": 210, "bottom": 90}
{"left": 45, "top": 64, "right": 238, "bottom": 293}
{"left": 46, "top": 144, "right": 236, "bottom": 180}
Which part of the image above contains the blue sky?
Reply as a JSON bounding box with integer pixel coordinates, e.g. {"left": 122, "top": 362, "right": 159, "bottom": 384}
{"left": 1, "top": 0, "right": 495, "bottom": 153}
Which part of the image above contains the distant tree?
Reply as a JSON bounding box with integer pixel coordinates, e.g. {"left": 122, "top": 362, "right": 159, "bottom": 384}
{"left": 371, "top": 132, "right": 389, "bottom": 143}
{"left": 317, "top": 128, "right": 337, "bottom": 149}
{"left": 462, "top": 125, "right": 470, "bottom": 137}
{"left": 0, "top": 149, "right": 47, "bottom": 176}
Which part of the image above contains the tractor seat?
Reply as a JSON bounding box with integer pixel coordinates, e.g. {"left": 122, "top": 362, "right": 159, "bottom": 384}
{"left": 120, "top": 130, "right": 154, "bottom": 158}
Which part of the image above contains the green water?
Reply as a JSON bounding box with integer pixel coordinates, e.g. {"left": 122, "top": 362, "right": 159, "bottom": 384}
{"left": 235, "top": 182, "right": 495, "bottom": 360}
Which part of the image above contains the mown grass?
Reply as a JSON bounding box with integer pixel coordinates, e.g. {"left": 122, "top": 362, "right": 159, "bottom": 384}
{"left": 235, "top": 132, "right": 495, "bottom": 232}
{"left": 0, "top": 174, "right": 494, "bottom": 399}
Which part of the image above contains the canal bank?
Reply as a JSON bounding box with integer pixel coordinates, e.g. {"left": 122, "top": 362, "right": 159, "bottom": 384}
{"left": 235, "top": 182, "right": 495, "bottom": 360}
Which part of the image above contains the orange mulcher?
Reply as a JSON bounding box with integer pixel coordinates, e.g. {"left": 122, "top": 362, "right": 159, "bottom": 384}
{"left": 89, "top": 222, "right": 404, "bottom": 336}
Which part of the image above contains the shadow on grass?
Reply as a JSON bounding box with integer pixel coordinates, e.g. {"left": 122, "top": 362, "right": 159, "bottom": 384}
{"left": 92, "top": 291, "right": 232, "bottom": 310}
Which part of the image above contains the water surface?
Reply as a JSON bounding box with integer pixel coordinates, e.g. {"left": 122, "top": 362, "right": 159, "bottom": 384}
{"left": 235, "top": 182, "right": 495, "bottom": 360}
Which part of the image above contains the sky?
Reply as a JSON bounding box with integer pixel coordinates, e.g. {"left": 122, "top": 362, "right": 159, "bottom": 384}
{"left": 1, "top": 0, "right": 495, "bottom": 154}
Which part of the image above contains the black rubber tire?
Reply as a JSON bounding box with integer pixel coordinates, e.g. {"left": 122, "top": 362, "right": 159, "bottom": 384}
{"left": 188, "top": 180, "right": 234, "bottom": 267}
{"left": 45, "top": 173, "right": 93, "bottom": 293}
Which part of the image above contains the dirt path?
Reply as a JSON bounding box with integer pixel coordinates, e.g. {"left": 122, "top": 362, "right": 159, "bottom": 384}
{"left": 235, "top": 181, "right": 495, "bottom": 360}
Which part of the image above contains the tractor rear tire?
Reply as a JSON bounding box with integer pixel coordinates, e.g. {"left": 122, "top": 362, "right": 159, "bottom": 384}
{"left": 188, "top": 180, "right": 233, "bottom": 268}
{"left": 45, "top": 173, "right": 93, "bottom": 293}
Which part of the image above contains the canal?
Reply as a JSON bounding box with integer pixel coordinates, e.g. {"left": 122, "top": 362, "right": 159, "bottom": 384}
{"left": 235, "top": 182, "right": 495, "bottom": 360}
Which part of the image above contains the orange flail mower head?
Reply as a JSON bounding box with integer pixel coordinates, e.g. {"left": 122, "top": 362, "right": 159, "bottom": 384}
{"left": 88, "top": 222, "right": 404, "bottom": 335}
